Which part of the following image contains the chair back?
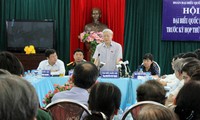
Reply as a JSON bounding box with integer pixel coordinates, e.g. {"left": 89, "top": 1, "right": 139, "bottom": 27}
{"left": 45, "top": 99, "right": 91, "bottom": 120}
{"left": 153, "top": 61, "right": 161, "bottom": 76}
{"left": 121, "top": 101, "right": 166, "bottom": 120}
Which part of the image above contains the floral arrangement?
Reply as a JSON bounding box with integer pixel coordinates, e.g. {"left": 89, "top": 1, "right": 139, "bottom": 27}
{"left": 43, "top": 79, "right": 74, "bottom": 106}
{"left": 24, "top": 45, "right": 36, "bottom": 54}
{"left": 79, "top": 31, "right": 103, "bottom": 60}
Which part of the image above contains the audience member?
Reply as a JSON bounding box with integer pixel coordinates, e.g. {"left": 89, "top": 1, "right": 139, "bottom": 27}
{"left": 84, "top": 82, "right": 121, "bottom": 120}
{"left": 66, "top": 48, "right": 85, "bottom": 75}
{"left": 93, "top": 29, "right": 122, "bottom": 72}
{"left": 37, "top": 49, "right": 65, "bottom": 76}
{"left": 159, "top": 54, "right": 180, "bottom": 92}
{"left": 137, "top": 80, "right": 166, "bottom": 104}
{"left": 137, "top": 104, "right": 178, "bottom": 120}
{"left": 175, "top": 81, "right": 200, "bottom": 120}
{"left": 0, "top": 51, "right": 24, "bottom": 76}
{"left": 141, "top": 53, "right": 159, "bottom": 78}
{"left": 0, "top": 74, "right": 38, "bottom": 120}
{"left": 84, "top": 8, "right": 108, "bottom": 32}
{"left": 165, "top": 58, "right": 184, "bottom": 106}
{"left": 181, "top": 57, "right": 200, "bottom": 83}
{"left": 52, "top": 62, "right": 99, "bottom": 105}
{"left": 0, "top": 52, "right": 52, "bottom": 120}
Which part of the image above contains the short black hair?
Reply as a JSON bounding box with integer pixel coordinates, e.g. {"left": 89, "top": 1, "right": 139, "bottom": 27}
{"left": 143, "top": 53, "right": 154, "bottom": 61}
{"left": 45, "top": 49, "right": 56, "bottom": 57}
{"left": 73, "top": 62, "right": 98, "bottom": 89}
{"left": 181, "top": 58, "right": 200, "bottom": 77}
{"left": 137, "top": 80, "right": 166, "bottom": 104}
{"left": 0, "top": 51, "right": 24, "bottom": 76}
{"left": 0, "top": 74, "right": 38, "bottom": 120}
{"left": 182, "top": 52, "right": 198, "bottom": 59}
{"left": 87, "top": 82, "right": 121, "bottom": 119}
{"left": 73, "top": 48, "right": 84, "bottom": 55}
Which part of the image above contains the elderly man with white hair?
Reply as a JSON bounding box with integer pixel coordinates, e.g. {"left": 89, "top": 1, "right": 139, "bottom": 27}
{"left": 93, "top": 28, "right": 122, "bottom": 72}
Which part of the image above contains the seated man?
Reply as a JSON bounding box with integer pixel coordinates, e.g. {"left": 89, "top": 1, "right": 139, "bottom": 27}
{"left": 66, "top": 48, "right": 85, "bottom": 75}
{"left": 0, "top": 51, "right": 24, "bottom": 76}
{"left": 141, "top": 53, "right": 159, "bottom": 79}
{"left": 159, "top": 54, "right": 180, "bottom": 92}
{"left": 37, "top": 49, "right": 65, "bottom": 76}
{"left": 51, "top": 62, "right": 99, "bottom": 105}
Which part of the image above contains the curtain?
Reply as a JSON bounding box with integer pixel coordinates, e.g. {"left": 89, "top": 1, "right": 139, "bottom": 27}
{"left": 70, "top": 0, "right": 125, "bottom": 61}
{"left": 0, "top": 0, "right": 70, "bottom": 64}
{"left": 124, "top": 0, "right": 200, "bottom": 74}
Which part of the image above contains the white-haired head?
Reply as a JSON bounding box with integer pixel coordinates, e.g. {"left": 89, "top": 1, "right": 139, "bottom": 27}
{"left": 102, "top": 29, "right": 113, "bottom": 35}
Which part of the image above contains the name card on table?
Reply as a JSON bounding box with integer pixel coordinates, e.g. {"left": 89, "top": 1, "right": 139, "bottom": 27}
{"left": 133, "top": 72, "right": 147, "bottom": 78}
{"left": 101, "top": 71, "right": 119, "bottom": 78}
{"left": 68, "top": 69, "right": 74, "bottom": 76}
{"left": 133, "top": 72, "right": 152, "bottom": 81}
{"left": 42, "top": 70, "right": 51, "bottom": 77}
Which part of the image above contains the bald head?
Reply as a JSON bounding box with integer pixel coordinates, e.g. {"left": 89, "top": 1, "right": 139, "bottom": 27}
{"left": 73, "top": 62, "right": 99, "bottom": 89}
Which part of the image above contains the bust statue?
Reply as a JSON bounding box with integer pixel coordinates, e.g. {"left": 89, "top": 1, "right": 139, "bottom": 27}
{"left": 84, "top": 8, "right": 108, "bottom": 32}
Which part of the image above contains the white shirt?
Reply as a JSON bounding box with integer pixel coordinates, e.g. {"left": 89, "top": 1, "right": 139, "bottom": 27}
{"left": 93, "top": 41, "right": 122, "bottom": 72}
{"left": 170, "top": 80, "right": 184, "bottom": 96}
{"left": 37, "top": 59, "right": 65, "bottom": 75}
{"left": 160, "top": 73, "right": 180, "bottom": 92}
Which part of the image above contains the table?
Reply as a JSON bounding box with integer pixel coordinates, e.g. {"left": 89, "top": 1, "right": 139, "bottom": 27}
{"left": 25, "top": 76, "right": 143, "bottom": 110}
{"left": 25, "top": 76, "right": 69, "bottom": 107}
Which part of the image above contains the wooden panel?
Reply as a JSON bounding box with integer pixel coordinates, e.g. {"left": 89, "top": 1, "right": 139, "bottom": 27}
{"left": 14, "top": 53, "right": 46, "bottom": 71}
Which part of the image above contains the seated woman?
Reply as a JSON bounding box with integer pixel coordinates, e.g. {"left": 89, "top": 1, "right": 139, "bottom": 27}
{"left": 84, "top": 82, "right": 121, "bottom": 120}
{"left": 141, "top": 53, "right": 160, "bottom": 79}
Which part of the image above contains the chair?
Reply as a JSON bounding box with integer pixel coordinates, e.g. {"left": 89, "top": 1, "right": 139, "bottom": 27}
{"left": 121, "top": 101, "right": 166, "bottom": 120}
{"left": 45, "top": 99, "right": 91, "bottom": 120}
{"left": 153, "top": 61, "right": 161, "bottom": 76}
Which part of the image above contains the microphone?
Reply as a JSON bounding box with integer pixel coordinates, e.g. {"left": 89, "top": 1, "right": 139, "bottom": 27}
{"left": 99, "top": 62, "right": 106, "bottom": 68}
{"left": 116, "top": 64, "right": 121, "bottom": 69}
{"left": 118, "top": 60, "right": 131, "bottom": 77}
{"left": 96, "top": 53, "right": 101, "bottom": 70}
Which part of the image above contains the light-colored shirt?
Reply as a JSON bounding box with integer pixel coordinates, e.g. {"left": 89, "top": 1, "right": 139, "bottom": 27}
{"left": 160, "top": 73, "right": 180, "bottom": 92}
{"left": 93, "top": 41, "right": 122, "bottom": 72}
{"left": 51, "top": 87, "right": 89, "bottom": 105}
{"left": 170, "top": 80, "right": 184, "bottom": 96}
{"left": 37, "top": 59, "right": 65, "bottom": 75}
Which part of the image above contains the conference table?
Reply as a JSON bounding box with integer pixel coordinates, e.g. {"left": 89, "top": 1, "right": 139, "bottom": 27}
{"left": 25, "top": 76, "right": 143, "bottom": 110}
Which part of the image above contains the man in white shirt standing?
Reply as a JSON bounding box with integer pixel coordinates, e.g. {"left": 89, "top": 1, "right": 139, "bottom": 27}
{"left": 37, "top": 49, "right": 65, "bottom": 76}
{"left": 93, "top": 29, "right": 122, "bottom": 72}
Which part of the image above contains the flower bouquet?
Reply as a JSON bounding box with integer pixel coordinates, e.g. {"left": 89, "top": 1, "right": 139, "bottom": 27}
{"left": 24, "top": 45, "right": 36, "bottom": 54}
{"left": 43, "top": 79, "right": 74, "bottom": 106}
{"left": 79, "top": 31, "right": 103, "bottom": 61}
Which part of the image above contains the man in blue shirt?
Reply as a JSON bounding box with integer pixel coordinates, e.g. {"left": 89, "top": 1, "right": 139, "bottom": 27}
{"left": 51, "top": 62, "right": 99, "bottom": 105}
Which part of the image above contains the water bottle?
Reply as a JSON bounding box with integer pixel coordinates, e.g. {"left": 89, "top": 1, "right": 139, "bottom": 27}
{"left": 37, "top": 68, "right": 42, "bottom": 77}
{"left": 139, "top": 67, "right": 143, "bottom": 73}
